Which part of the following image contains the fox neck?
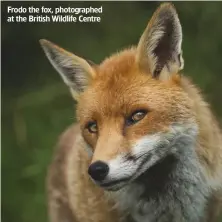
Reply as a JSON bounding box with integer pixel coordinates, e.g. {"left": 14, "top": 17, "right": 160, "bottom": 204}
{"left": 111, "top": 141, "right": 209, "bottom": 222}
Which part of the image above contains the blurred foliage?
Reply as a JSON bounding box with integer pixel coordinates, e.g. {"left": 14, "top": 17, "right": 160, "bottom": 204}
{"left": 1, "top": 1, "right": 222, "bottom": 222}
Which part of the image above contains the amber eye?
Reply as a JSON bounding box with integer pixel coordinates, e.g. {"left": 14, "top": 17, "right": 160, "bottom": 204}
{"left": 126, "top": 110, "right": 147, "bottom": 126}
{"left": 87, "top": 121, "right": 98, "bottom": 133}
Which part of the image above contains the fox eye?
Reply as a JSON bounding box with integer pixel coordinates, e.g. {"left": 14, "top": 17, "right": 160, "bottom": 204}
{"left": 126, "top": 110, "right": 147, "bottom": 125}
{"left": 86, "top": 121, "right": 98, "bottom": 133}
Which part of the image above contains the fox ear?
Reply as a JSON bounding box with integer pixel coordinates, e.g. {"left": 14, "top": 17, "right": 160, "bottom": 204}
{"left": 40, "top": 39, "right": 96, "bottom": 100}
{"left": 137, "top": 3, "right": 184, "bottom": 80}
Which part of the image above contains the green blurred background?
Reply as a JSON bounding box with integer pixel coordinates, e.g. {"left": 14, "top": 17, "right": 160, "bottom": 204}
{"left": 2, "top": 1, "right": 222, "bottom": 222}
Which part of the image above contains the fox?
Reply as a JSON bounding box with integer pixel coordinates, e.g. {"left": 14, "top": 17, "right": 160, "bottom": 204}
{"left": 40, "top": 3, "right": 222, "bottom": 222}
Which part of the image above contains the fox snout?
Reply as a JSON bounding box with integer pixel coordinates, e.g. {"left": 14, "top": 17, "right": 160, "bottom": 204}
{"left": 88, "top": 161, "right": 109, "bottom": 182}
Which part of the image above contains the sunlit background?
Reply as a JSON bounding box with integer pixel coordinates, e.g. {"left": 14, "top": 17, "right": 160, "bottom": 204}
{"left": 2, "top": 2, "right": 222, "bottom": 222}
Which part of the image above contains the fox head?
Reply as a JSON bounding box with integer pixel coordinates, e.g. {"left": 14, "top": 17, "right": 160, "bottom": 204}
{"left": 40, "top": 3, "right": 198, "bottom": 191}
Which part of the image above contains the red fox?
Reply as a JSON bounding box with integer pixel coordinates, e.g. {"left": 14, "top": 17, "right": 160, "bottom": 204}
{"left": 40, "top": 3, "right": 222, "bottom": 222}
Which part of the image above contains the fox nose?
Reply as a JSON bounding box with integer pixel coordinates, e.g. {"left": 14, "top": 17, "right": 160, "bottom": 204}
{"left": 88, "top": 161, "right": 109, "bottom": 181}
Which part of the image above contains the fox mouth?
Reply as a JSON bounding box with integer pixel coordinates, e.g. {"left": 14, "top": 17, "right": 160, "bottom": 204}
{"left": 101, "top": 181, "right": 126, "bottom": 191}
{"left": 99, "top": 153, "right": 160, "bottom": 191}
{"left": 96, "top": 153, "right": 153, "bottom": 191}
{"left": 98, "top": 177, "right": 131, "bottom": 191}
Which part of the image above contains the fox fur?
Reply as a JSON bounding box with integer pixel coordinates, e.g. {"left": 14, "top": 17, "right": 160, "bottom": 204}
{"left": 40, "top": 3, "right": 222, "bottom": 222}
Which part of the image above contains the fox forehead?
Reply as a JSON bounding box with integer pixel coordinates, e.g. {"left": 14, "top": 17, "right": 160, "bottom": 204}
{"left": 77, "top": 49, "right": 193, "bottom": 123}
{"left": 97, "top": 48, "right": 137, "bottom": 79}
